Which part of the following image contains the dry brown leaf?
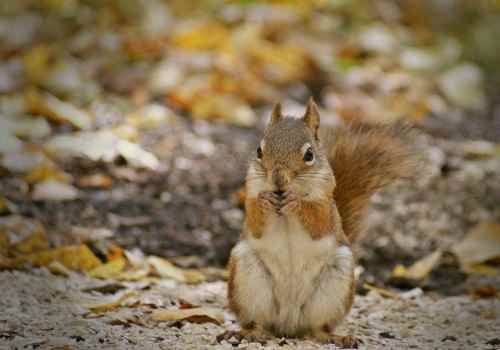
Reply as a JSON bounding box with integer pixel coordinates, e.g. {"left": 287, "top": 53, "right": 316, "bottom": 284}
{"left": 363, "top": 283, "right": 401, "bottom": 299}
{"left": 152, "top": 307, "right": 224, "bottom": 325}
{"left": 0, "top": 196, "right": 8, "bottom": 215}
{"left": 86, "top": 290, "right": 138, "bottom": 313}
{"left": 452, "top": 222, "right": 500, "bottom": 267}
{"left": 106, "top": 244, "right": 125, "bottom": 261}
{"left": 392, "top": 250, "right": 443, "bottom": 280}
{"left": 82, "top": 283, "right": 126, "bottom": 295}
{"left": 77, "top": 174, "right": 113, "bottom": 188}
{"left": 86, "top": 257, "right": 126, "bottom": 279}
{"left": 25, "top": 244, "right": 102, "bottom": 271}
{"left": 471, "top": 285, "right": 499, "bottom": 299}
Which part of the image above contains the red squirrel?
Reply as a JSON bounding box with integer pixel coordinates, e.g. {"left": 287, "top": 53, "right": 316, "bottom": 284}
{"left": 219, "top": 99, "right": 417, "bottom": 348}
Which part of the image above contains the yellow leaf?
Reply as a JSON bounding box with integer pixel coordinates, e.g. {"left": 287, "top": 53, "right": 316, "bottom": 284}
{"left": 148, "top": 256, "right": 186, "bottom": 282}
{"left": 47, "top": 260, "right": 72, "bottom": 277}
{"left": 363, "top": 283, "right": 401, "bottom": 299}
{"left": 452, "top": 222, "right": 500, "bottom": 267}
{"left": 171, "top": 21, "right": 229, "bottom": 51}
{"left": 87, "top": 257, "right": 126, "bottom": 279}
{"left": 26, "top": 245, "right": 102, "bottom": 272}
{"left": 77, "top": 174, "right": 113, "bottom": 189}
{"left": 25, "top": 164, "right": 72, "bottom": 184}
{"left": 11, "top": 230, "right": 49, "bottom": 255}
{"left": 183, "top": 269, "right": 206, "bottom": 284}
{"left": 86, "top": 290, "right": 137, "bottom": 313}
{"left": 23, "top": 46, "right": 51, "bottom": 84}
{"left": 463, "top": 263, "right": 499, "bottom": 276}
{"left": 392, "top": 250, "right": 442, "bottom": 280}
{"left": 152, "top": 307, "right": 224, "bottom": 325}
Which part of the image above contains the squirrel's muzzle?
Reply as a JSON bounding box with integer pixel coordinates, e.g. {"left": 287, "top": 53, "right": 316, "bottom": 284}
{"left": 271, "top": 166, "right": 292, "bottom": 192}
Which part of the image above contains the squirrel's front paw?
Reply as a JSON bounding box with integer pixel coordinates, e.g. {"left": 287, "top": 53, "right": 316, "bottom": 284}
{"left": 258, "top": 191, "right": 281, "bottom": 214}
{"left": 278, "top": 191, "right": 300, "bottom": 215}
{"left": 216, "top": 329, "right": 272, "bottom": 345}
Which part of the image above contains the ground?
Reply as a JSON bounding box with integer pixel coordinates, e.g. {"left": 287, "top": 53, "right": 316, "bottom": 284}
{"left": 1, "top": 270, "right": 499, "bottom": 350}
{"left": 1, "top": 123, "right": 500, "bottom": 350}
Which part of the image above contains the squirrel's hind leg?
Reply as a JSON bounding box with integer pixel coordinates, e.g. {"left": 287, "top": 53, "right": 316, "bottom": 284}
{"left": 227, "top": 241, "right": 276, "bottom": 329}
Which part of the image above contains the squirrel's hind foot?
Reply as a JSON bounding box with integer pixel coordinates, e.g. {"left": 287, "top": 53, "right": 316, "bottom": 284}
{"left": 311, "top": 331, "right": 362, "bottom": 349}
{"left": 216, "top": 328, "right": 272, "bottom": 345}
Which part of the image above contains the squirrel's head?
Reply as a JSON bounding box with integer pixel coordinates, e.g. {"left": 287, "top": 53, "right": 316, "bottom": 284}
{"left": 247, "top": 98, "right": 335, "bottom": 199}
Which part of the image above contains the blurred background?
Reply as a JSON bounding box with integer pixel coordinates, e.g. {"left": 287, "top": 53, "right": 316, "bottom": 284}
{"left": 1, "top": 0, "right": 499, "bottom": 294}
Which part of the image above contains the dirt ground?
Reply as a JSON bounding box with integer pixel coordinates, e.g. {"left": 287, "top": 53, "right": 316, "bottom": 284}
{"left": 1, "top": 112, "right": 500, "bottom": 350}
{"left": 1, "top": 270, "right": 499, "bottom": 350}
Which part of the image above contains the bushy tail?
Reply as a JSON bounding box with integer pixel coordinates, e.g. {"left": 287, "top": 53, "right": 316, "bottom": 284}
{"left": 321, "top": 123, "right": 419, "bottom": 243}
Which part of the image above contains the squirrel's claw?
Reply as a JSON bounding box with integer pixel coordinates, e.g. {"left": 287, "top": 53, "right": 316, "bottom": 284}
{"left": 278, "top": 191, "right": 300, "bottom": 215}
{"left": 216, "top": 329, "right": 272, "bottom": 345}
{"left": 311, "top": 332, "right": 362, "bottom": 348}
{"left": 258, "top": 191, "right": 281, "bottom": 214}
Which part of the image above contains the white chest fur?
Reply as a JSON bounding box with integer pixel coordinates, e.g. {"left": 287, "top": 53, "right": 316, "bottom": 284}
{"left": 248, "top": 214, "right": 341, "bottom": 333}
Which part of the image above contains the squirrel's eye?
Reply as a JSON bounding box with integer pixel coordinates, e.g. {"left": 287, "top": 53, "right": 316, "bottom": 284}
{"left": 303, "top": 147, "right": 314, "bottom": 165}
{"left": 256, "top": 146, "right": 263, "bottom": 160}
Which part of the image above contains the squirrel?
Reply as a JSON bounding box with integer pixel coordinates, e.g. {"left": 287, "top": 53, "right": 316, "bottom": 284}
{"left": 217, "top": 98, "right": 418, "bottom": 348}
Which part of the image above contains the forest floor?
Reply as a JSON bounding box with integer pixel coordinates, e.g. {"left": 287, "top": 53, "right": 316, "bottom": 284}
{"left": 2, "top": 111, "right": 500, "bottom": 350}
{"left": 2, "top": 2, "right": 500, "bottom": 349}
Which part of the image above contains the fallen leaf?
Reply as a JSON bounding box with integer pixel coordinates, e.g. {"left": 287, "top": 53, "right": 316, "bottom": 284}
{"left": 46, "top": 131, "right": 159, "bottom": 170}
{"left": 26, "top": 90, "right": 92, "bottom": 130}
{"left": 82, "top": 283, "right": 126, "bottom": 294}
{"left": 152, "top": 307, "right": 224, "bottom": 325}
{"left": 25, "top": 244, "right": 102, "bottom": 271}
{"left": 462, "top": 141, "right": 500, "bottom": 158}
{"left": 32, "top": 180, "right": 80, "bottom": 201}
{"left": 471, "top": 285, "right": 498, "bottom": 299}
{"left": 0, "top": 216, "right": 48, "bottom": 255}
{"left": 148, "top": 256, "right": 186, "bottom": 282}
{"left": 47, "top": 260, "right": 72, "bottom": 277}
{"left": 117, "top": 266, "right": 151, "bottom": 281}
{"left": 77, "top": 174, "right": 113, "bottom": 188}
{"left": 439, "top": 63, "right": 486, "bottom": 110}
{"left": 24, "top": 164, "right": 72, "bottom": 184}
{"left": 10, "top": 229, "right": 49, "bottom": 255}
{"left": 0, "top": 229, "right": 9, "bottom": 256}
{"left": 392, "top": 250, "right": 443, "bottom": 280}
{"left": 70, "top": 226, "right": 114, "bottom": 242}
{"left": 363, "top": 283, "right": 401, "bottom": 299}
{"left": 0, "top": 196, "right": 9, "bottom": 215}
{"left": 0, "top": 151, "right": 45, "bottom": 173}
{"left": 106, "top": 244, "right": 124, "bottom": 261}
{"left": 86, "top": 290, "right": 138, "bottom": 313}
{"left": 452, "top": 222, "right": 500, "bottom": 267}
{"left": 86, "top": 257, "right": 126, "bottom": 279}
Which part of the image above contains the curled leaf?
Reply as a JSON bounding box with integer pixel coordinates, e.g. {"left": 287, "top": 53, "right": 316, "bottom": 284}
{"left": 152, "top": 307, "right": 224, "bottom": 325}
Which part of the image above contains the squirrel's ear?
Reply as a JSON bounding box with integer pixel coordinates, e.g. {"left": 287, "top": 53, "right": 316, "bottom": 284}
{"left": 303, "top": 97, "right": 320, "bottom": 140}
{"left": 269, "top": 102, "right": 283, "bottom": 126}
